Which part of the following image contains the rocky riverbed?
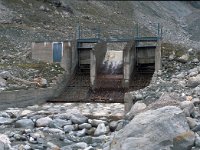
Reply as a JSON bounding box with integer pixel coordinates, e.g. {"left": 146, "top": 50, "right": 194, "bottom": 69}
{"left": 0, "top": 103, "right": 124, "bottom": 150}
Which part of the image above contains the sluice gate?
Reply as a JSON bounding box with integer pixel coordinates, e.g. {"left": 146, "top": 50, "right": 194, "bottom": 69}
{"left": 47, "top": 24, "right": 162, "bottom": 103}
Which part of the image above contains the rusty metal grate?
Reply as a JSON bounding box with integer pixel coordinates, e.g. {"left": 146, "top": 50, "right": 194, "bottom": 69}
{"left": 48, "top": 71, "right": 153, "bottom": 103}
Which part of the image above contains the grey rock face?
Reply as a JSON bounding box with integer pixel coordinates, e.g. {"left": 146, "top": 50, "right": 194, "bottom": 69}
{"left": 109, "top": 106, "right": 190, "bottom": 150}
{"left": 173, "top": 131, "right": 195, "bottom": 150}
{"left": 15, "top": 119, "right": 34, "bottom": 129}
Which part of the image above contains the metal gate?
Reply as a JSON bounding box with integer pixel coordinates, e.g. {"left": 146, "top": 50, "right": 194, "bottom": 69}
{"left": 53, "top": 42, "right": 63, "bottom": 62}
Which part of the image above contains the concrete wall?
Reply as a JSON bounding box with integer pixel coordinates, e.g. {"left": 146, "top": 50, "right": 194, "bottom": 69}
{"left": 123, "top": 41, "right": 136, "bottom": 88}
{"left": 0, "top": 40, "right": 78, "bottom": 110}
{"left": 137, "top": 47, "right": 155, "bottom": 64}
{"left": 90, "top": 41, "right": 107, "bottom": 89}
{"left": 32, "top": 41, "right": 77, "bottom": 74}
{"left": 0, "top": 71, "right": 71, "bottom": 110}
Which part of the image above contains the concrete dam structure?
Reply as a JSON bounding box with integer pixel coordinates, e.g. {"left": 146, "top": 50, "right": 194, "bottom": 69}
{"left": 31, "top": 24, "right": 162, "bottom": 103}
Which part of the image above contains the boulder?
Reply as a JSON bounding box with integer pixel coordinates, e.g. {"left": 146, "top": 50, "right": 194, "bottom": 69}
{"left": 36, "top": 117, "right": 52, "bottom": 127}
{"left": 186, "top": 117, "right": 198, "bottom": 129}
{"left": 177, "top": 54, "right": 189, "bottom": 63}
{"left": 78, "top": 123, "right": 92, "bottom": 130}
{"left": 147, "top": 92, "right": 180, "bottom": 110}
{"left": 173, "top": 131, "right": 195, "bottom": 150}
{"left": 187, "top": 74, "right": 200, "bottom": 88}
{"left": 0, "top": 117, "right": 13, "bottom": 125}
{"left": 88, "top": 119, "right": 108, "bottom": 127}
{"left": 15, "top": 119, "right": 34, "bottom": 129}
{"left": 109, "top": 106, "right": 190, "bottom": 150}
{"left": 109, "top": 121, "right": 118, "bottom": 131}
{"left": 195, "top": 134, "right": 200, "bottom": 147}
{"left": 75, "top": 128, "right": 87, "bottom": 137}
{"left": 180, "top": 101, "right": 195, "bottom": 116}
{"left": 125, "top": 101, "right": 146, "bottom": 120}
{"left": 0, "top": 71, "right": 12, "bottom": 79}
{"left": 73, "top": 142, "right": 88, "bottom": 149}
{"left": 49, "top": 118, "right": 71, "bottom": 129}
{"left": 94, "top": 123, "right": 107, "bottom": 136}
{"left": 70, "top": 114, "right": 88, "bottom": 124}
{"left": 63, "top": 125, "right": 75, "bottom": 133}
{"left": 47, "top": 142, "right": 60, "bottom": 150}
{"left": 33, "top": 77, "right": 48, "bottom": 88}
{"left": 0, "top": 77, "right": 6, "bottom": 87}
{"left": 0, "top": 134, "right": 11, "bottom": 149}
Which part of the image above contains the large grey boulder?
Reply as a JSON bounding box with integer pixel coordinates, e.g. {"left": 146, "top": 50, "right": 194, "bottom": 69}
{"left": 70, "top": 113, "right": 88, "bottom": 124}
{"left": 0, "top": 117, "right": 13, "bottom": 125}
{"left": 109, "top": 106, "right": 190, "bottom": 150}
{"left": 15, "top": 119, "right": 34, "bottom": 129}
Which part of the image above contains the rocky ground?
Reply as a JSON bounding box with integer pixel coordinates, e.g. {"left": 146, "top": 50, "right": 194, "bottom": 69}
{"left": 105, "top": 45, "right": 200, "bottom": 150}
{"left": 0, "top": 103, "right": 124, "bottom": 150}
{"left": 1, "top": 1, "right": 200, "bottom": 150}
{"left": 0, "top": 0, "right": 200, "bottom": 91}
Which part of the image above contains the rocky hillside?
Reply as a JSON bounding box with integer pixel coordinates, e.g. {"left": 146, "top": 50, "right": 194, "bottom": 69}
{"left": 0, "top": 0, "right": 200, "bottom": 91}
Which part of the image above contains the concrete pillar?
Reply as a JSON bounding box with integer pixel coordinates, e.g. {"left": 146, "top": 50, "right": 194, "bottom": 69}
{"left": 155, "top": 40, "right": 162, "bottom": 71}
{"left": 123, "top": 41, "right": 135, "bottom": 88}
{"left": 64, "top": 41, "right": 72, "bottom": 74}
{"left": 90, "top": 49, "right": 96, "bottom": 90}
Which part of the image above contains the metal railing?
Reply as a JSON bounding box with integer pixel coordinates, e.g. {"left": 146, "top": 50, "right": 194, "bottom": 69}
{"left": 76, "top": 23, "right": 163, "bottom": 42}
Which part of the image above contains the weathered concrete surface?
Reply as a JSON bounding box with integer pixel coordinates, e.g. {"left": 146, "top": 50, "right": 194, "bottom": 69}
{"left": 90, "top": 41, "right": 107, "bottom": 89}
{"left": 32, "top": 41, "right": 77, "bottom": 73}
{"left": 123, "top": 41, "right": 136, "bottom": 88}
{"left": 109, "top": 106, "right": 190, "bottom": 150}
{"left": 137, "top": 46, "right": 155, "bottom": 64}
{"left": 0, "top": 71, "right": 71, "bottom": 110}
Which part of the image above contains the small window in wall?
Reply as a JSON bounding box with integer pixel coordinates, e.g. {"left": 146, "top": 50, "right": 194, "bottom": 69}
{"left": 53, "top": 42, "right": 63, "bottom": 62}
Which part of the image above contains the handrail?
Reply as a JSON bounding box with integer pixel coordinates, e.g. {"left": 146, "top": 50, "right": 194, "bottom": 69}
{"left": 76, "top": 23, "right": 163, "bottom": 42}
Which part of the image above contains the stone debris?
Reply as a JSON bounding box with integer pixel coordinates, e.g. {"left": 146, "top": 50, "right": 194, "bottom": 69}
{"left": 0, "top": 103, "right": 124, "bottom": 149}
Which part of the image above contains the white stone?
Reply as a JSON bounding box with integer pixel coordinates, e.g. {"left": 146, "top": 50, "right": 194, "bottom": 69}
{"left": 94, "top": 123, "right": 107, "bottom": 136}
{"left": 36, "top": 117, "right": 52, "bottom": 127}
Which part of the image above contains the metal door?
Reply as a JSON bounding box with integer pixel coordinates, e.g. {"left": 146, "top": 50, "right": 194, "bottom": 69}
{"left": 53, "top": 42, "right": 62, "bottom": 62}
